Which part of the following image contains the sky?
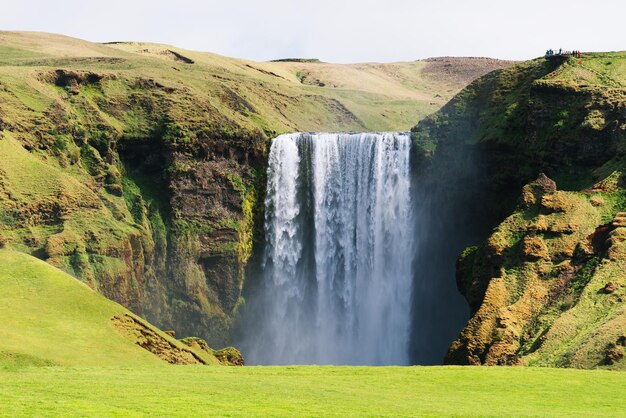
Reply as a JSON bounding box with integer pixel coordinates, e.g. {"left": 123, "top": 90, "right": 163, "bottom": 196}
{"left": 1, "top": 0, "right": 625, "bottom": 63}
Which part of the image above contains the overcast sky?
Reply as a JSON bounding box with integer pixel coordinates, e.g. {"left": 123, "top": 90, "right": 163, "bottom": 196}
{"left": 2, "top": 0, "right": 624, "bottom": 63}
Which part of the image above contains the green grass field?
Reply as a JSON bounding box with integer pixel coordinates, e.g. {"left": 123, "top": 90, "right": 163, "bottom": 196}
{"left": 2, "top": 248, "right": 623, "bottom": 417}
{"left": 0, "top": 365, "right": 624, "bottom": 417}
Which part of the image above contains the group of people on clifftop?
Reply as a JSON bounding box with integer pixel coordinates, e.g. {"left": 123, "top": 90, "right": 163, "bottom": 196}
{"left": 545, "top": 48, "right": 582, "bottom": 57}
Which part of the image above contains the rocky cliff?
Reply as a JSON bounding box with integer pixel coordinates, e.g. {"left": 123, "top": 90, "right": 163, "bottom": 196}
{"left": 0, "top": 65, "right": 267, "bottom": 345}
{"left": 413, "top": 52, "right": 626, "bottom": 369}
{"left": 0, "top": 31, "right": 511, "bottom": 347}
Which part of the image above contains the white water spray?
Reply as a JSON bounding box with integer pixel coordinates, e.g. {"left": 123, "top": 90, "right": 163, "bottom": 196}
{"left": 242, "top": 132, "right": 414, "bottom": 365}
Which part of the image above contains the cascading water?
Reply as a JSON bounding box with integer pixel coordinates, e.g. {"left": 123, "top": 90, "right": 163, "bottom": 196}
{"left": 239, "top": 132, "right": 415, "bottom": 365}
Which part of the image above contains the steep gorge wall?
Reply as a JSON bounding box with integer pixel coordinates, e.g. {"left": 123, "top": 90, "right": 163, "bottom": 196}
{"left": 412, "top": 53, "right": 626, "bottom": 368}
{"left": 0, "top": 69, "right": 267, "bottom": 347}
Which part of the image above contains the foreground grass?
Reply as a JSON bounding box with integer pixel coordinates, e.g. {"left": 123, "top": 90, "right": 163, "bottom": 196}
{"left": 0, "top": 365, "right": 624, "bottom": 417}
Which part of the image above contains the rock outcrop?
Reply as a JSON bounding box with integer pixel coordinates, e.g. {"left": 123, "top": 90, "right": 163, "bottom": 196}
{"left": 448, "top": 174, "right": 626, "bottom": 368}
{"left": 413, "top": 52, "right": 626, "bottom": 369}
{"left": 180, "top": 337, "right": 245, "bottom": 366}
{"left": 111, "top": 314, "right": 209, "bottom": 365}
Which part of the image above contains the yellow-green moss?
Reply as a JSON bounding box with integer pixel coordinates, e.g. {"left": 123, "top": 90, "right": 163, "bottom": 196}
{"left": 237, "top": 189, "right": 256, "bottom": 266}
{"left": 449, "top": 173, "right": 626, "bottom": 369}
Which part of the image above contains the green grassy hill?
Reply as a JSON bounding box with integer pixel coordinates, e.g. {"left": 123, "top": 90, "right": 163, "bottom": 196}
{"left": 0, "top": 31, "right": 513, "bottom": 133}
{"left": 0, "top": 248, "right": 222, "bottom": 368}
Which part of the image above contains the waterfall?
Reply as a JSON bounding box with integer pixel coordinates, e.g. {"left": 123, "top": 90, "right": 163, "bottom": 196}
{"left": 241, "top": 132, "right": 414, "bottom": 365}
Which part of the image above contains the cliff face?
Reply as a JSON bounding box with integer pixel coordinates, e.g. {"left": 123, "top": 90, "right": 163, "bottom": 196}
{"left": 413, "top": 52, "right": 626, "bottom": 369}
{"left": 0, "top": 32, "right": 513, "bottom": 347}
{"left": 450, "top": 174, "right": 626, "bottom": 368}
{"left": 0, "top": 67, "right": 267, "bottom": 346}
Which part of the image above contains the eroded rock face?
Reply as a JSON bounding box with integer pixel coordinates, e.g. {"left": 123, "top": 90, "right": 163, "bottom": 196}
{"left": 154, "top": 137, "right": 265, "bottom": 346}
{"left": 521, "top": 173, "right": 557, "bottom": 207}
{"left": 180, "top": 336, "right": 244, "bottom": 366}
{"left": 447, "top": 174, "right": 626, "bottom": 368}
{"left": 0, "top": 68, "right": 267, "bottom": 350}
{"left": 111, "top": 314, "right": 206, "bottom": 365}
{"left": 521, "top": 236, "right": 550, "bottom": 261}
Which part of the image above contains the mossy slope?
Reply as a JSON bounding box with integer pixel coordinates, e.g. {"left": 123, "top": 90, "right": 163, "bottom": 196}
{"left": 0, "top": 249, "right": 221, "bottom": 367}
{"left": 412, "top": 52, "right": 626, "bottom": 368}
{"left": 449, "top": 175, "right": 626, "bottom": 369}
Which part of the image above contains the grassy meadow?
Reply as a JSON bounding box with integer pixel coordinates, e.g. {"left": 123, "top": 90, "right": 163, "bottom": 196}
{"left": 0, "top": 365, "right": 624, "bottom": 417}
{"left": 0, "top": 31, "right": 513, "bottom": 134}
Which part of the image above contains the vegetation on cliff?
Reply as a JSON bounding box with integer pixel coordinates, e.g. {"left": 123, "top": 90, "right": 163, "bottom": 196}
{"left": 414, "top": 52, "right": 626, "bottom": 213}
{"left": 413, "top": 51, "right": 626, "bottom": 369}
{"left": 0, "top": 31, "right": 512, "bottom": 347}
{"left": 450, "top": 174, "right": 626, "bottom": 369}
